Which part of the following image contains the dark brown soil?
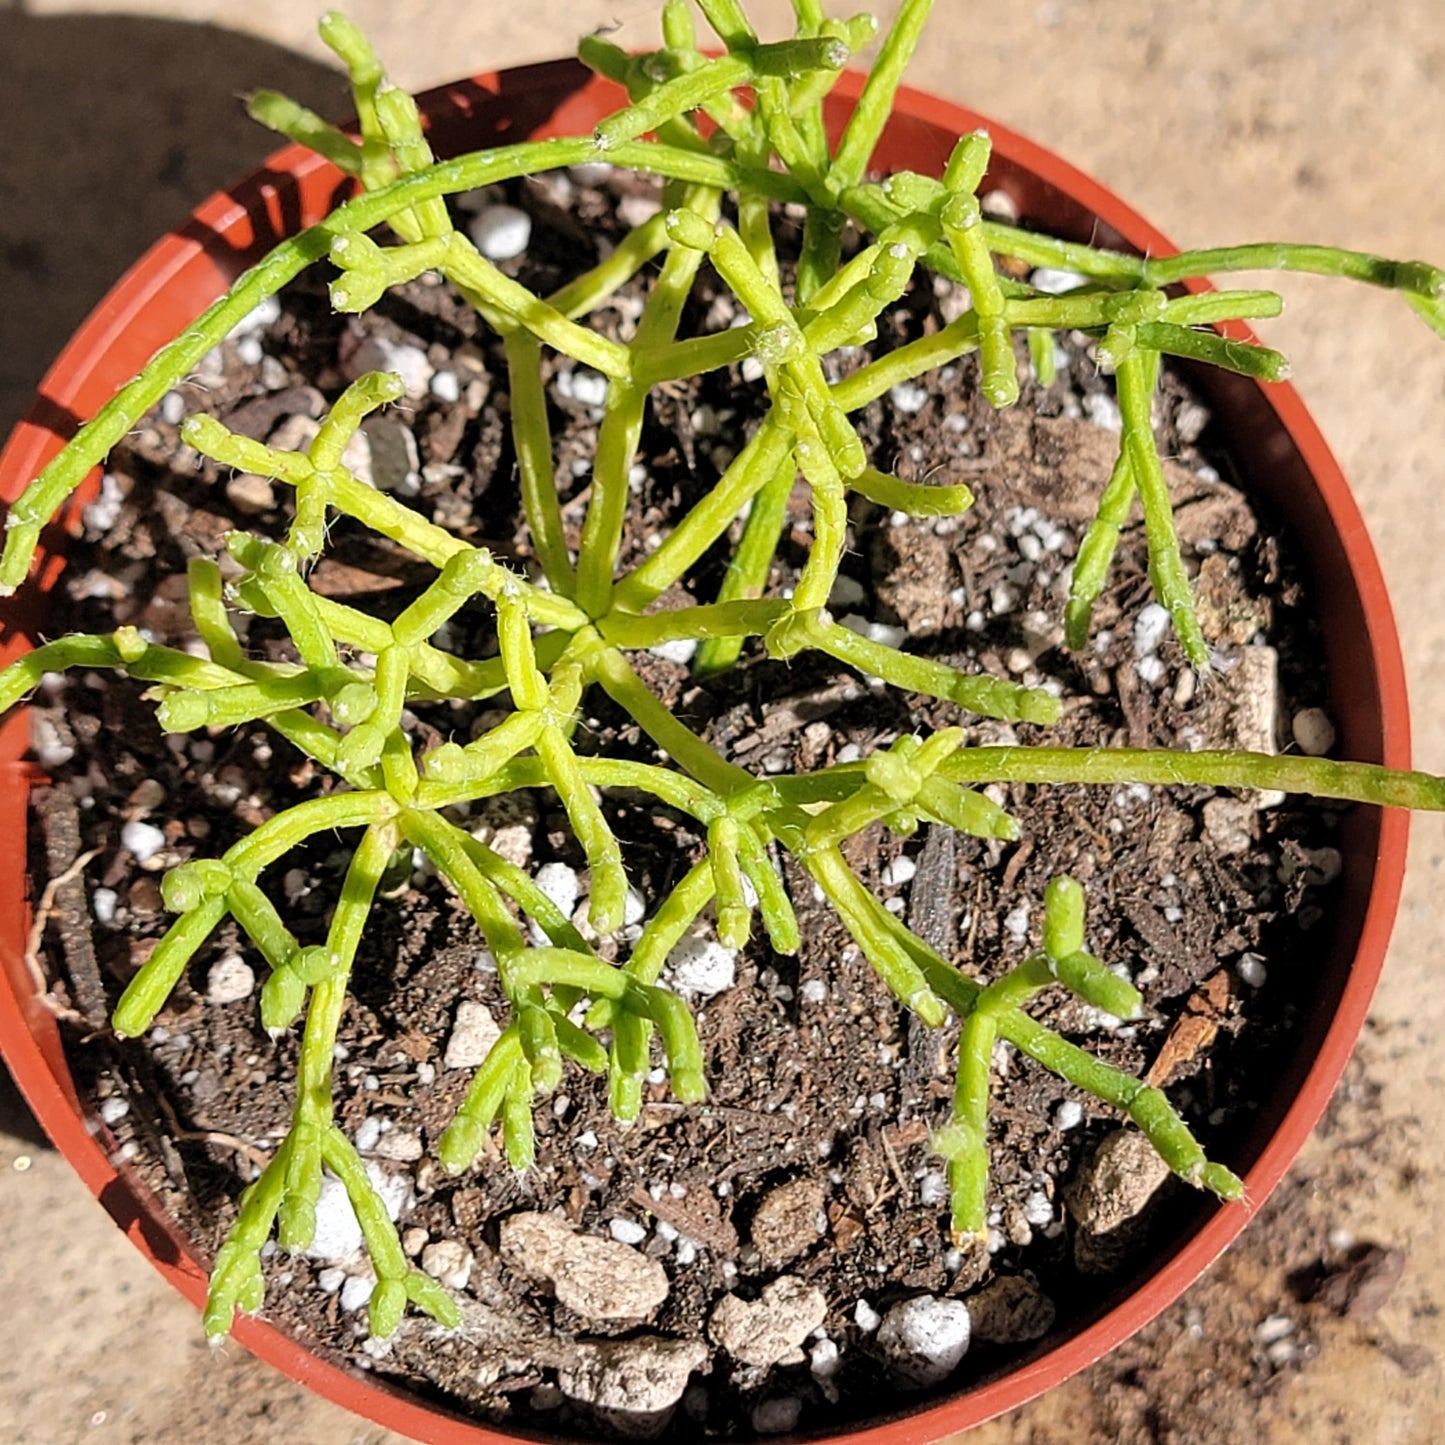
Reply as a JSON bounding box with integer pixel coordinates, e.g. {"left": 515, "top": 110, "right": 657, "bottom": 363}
{"left": 24, "top": 167, "right": 1346, "bottom": 1439}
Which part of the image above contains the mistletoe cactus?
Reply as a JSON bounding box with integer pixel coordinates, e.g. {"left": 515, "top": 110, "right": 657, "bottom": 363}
{"left": 4, "top": 0, "right": 1445, "bottom": 1345}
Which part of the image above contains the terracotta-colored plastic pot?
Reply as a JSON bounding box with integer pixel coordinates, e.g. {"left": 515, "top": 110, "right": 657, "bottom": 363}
{"left": 0, "top": 58, "right": 1410, "bottom": 1445}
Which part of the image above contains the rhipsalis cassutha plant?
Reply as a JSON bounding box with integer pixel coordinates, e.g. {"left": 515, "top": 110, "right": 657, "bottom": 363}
{"left": 4, "top": 0, "right": 1445, "bottom": 1342}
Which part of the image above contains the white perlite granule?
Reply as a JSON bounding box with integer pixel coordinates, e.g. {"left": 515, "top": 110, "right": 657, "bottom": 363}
{"left": 468, "top": 204, "right": 532, "bottom": 260}
{"left": 667, "top": 936, "right": 738, "bottom": 998}
{"left": 876, "top": 1296, "right": 971, "bottom": 1388}
{"left": 533, "top": 861, "right": 581, "bottom": 917}
{"left": 608, "top": 1217, "right": 648, "bottom": 1246}
{"left": 1054, "top": 1099, "right": 1084, "bottom": 1131}
{"left": 120, "top": 819, "right": 165, "bottom": 864}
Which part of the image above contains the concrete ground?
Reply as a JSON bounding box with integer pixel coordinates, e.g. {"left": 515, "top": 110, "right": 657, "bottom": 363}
{"left": 2, "top": 2, "right": 1443, "bottom": 1441}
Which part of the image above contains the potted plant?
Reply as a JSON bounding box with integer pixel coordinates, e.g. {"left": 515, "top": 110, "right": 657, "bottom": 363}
{"left": 1, "top": 1, "right": 1441, "bottom": 1440}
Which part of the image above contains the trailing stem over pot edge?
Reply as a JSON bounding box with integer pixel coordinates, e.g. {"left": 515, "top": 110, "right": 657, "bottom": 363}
{"left": 3, "top": 0, "right": 1445, "bottom": 1345}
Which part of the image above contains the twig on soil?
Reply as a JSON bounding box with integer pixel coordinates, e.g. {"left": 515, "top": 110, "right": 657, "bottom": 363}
{"left": 143, "top": 1086, "right": 256, "bottom": 1171}
{"left": 628, "top": 1183, "right": 740, "bottom": 1254}
{"left": 169, "top": 1128, "right": 276, "bottom": 1176}
{"left": 878, "top": 1122, "right": 913, "bottom": 1202}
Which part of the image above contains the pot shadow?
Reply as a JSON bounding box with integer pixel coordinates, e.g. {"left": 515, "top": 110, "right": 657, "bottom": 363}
{"left": 0, "top": 1063, "right": 49, "bottom": 1150}
{"left": 0, "top": 10, "right": 346, "bottom": 446}
{"left": 97, "top": 1173, "right": 186, "bottom": 1267}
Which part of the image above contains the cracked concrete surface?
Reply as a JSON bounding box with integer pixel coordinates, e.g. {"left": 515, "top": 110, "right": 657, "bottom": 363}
{"left": 2, "top": 3, "right": 1443, "bottom": 1441}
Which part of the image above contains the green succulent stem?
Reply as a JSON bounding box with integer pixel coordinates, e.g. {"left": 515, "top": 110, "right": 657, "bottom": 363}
{"left": 693, "top": 457, "right": 795, "bottom": 675}
{"left": 828, "top": 0, "right": 936, "bottom": 194}
{"left": 939, "top": 747, "right": 1445, "bottom": 809}
{"left": 0, "top": 136, "right": 795, "bottom": 595}
{"left": 1115, "top": 347, "right": 1211, "bottom": 668}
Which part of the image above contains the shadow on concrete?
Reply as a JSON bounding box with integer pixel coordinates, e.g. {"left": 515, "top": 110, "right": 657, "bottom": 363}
{"left": 0, "top": 9, "right": 344, "bottom": 442}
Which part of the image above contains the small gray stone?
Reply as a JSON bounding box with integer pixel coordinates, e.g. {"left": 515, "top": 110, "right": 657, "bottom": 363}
{"left": 120, "top": 819, "right": 166, "bottom": 865}
{"left": 559, "top": 367, "right": 610, "bottom": 408}
{"left": 1202, "top": 796, "right": 1255, "bottom": 857}
{"left": 1065, "top": 1128, "right": 1173, "bottom": 1273}
{"left": 205, "top": 953, "right": 255, "bottom": 1005}
{"left": 810, "top": 1336, "right": 841, "bottom": 1384}
{"left": 530, "top": 860, "right": 584, "bottom": 944}
{"left": 882, "top": 855, "right": 917, "bottom": 888}
{"left": 373, "top": 1129, "right": 424, "bottom": 1162}
{"left": 467, "top": 791, "right": 539, "bottom": 869}
{"left": 500, "top": 1211, "right": 669, "bottom": 1321}
{"left": 361, "top": 415, "right": 420, "bottom": 494}
{"left": 339, "top": 1272, "right": 376, "bottom": 1312}
{"left": 29, "top": 712, "right": 73, "bottom": 768}
{"left": 304, "top": 1178, "right": 363, "bottom": 1259}
{"left": 228, "top": 295, "right": 280, "bottom": 336}
{"left": 369, "top": 1167, "right": 412, "bottom": 1221}
{"left": 752, "top": 1397, "right": 803, "bottom": 1434}
{"left": 533, "top": 860, "right": 581, "bottom": 916}
{"left": 667, "top": 936, "right": 737, "bottom": 998}
{"left": 555, "top": 1335, "right": 706, "bottom": 1440}
{"left": 1236, "top": 952, "right": 1268, "bottom": 988}
{"left": 967, "top": 1276, "right": 1057, "bottom": 1344}
{"left": 267, "top": 414, "right": 321, "bottom": 454}
{"left": 1055, "top": 1099, "right": 1084, "bottom": 1131}
{"left": 315, "top": 1265, "right": 345, "bottom": 1294}
{"left": 568, "top": 162, "right": 613, "bottom": 186}
{"left": 889, "top": 381, "right": 929, "bottom": 414}
{"left": 340, "top": 332, "right": 434, "bottom": 398}
{"left": 617, "top": 192, "right": 664, "bottom": 229}
{"left": 445, "top": 1000, "right": 503, "bottom": 1070}
{"left": 709, "top": 1275, "right": 827, "bottom": 1368}
{"left": 1083, "top": 391, "right": 1122, "bottom": 431}
{"left": 305, "top": 1165, "right": 412, "bottom": 1261}
{"left": 648, "top": 637, "right": 698, "bottom": 666}
{"left": 98, "top": 1096, "right": 130, "bottom": 1126}
{"left": 608, "top": 1217, "right": 649, "bottom": 1246}
{"left": 749, "top": 1176, "right": 826, "bottom": 1266}
{"left": 1133, "top": 602, "right": 1171, "bottom": 658}
{"left": 1291, "top": 707, "right": 1337, "bottom": 756}
{"left": 225, "top": 473, "right": 276, "bottom": 515}
{"left": 421, "top": 1239, "right": 474, "bottom": 1291}
{"left": 1219, "top": 645, "right": 1285, "bottom": 806}
{"left": 340, "top": 427, "right": 374, "bottom": 486}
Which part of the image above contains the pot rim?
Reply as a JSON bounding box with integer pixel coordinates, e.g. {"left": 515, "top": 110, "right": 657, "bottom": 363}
{"left": 0, "top": 58, "right": 1410, "bottom": 1445}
